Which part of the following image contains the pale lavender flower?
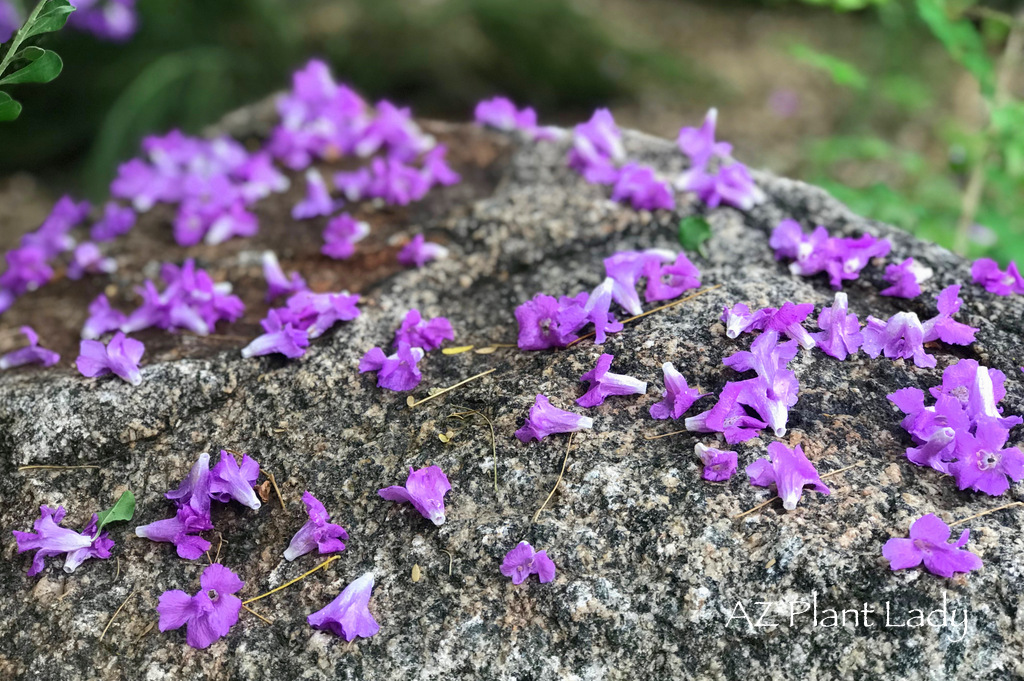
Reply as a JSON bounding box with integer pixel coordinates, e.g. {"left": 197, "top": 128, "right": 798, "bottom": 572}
{"left": 158, "top": 563, "right": 243, "bottom": 649}
{"left": 359, "top": 341, "right": 424, "bottom": 392}
{"left": 921, "top": 285, "right": 977, "bottom": 346}
{"left": 500, "top": 541, "right": 556, "bottom": 585}
{"left": 677, "top": 108, "right": 732, "bottom": 168}
{"left": 13, "top": 506, "right": 113, "bottom": 576}
{"left": 82, "top": 294, "right": 127, "bottom": 339}
{"left": 378, "top": 465, "right": 451, "bottom": 526}
{"left": 882, "top": 514, "right": 982, "bottom": 578}
{"left": 515, "top": 394, "right": 593, "bottom": 443}
{"left": 971, "top": 258, "right": 1024, "bottom": 296}
{"left": 720, "top": 303, "right": 773, "bottom": 339}
{"left": 322, "top": 213, "right": 370, "bottom": 260}
{"left": 0, "top": 326, "right": 60, "bottom": 369}
{"left": 695, "top": 442, "right": 738, "bottom": 482}
{"left": 307, "top": 572, "right": 380, "bottom": 641}
{"left": 90, "top": 202, "right": 136, "bottom": 242}
{"left": 745, "top": 441, "right": 830, "bottom": 511}
{"left": 135, "top": 505, "right": 213, "bottom": 560}
{"left": 475, "top": 97, "right": 538, "bottom": 133}
{"left": 210, "top": 450, "right": 261, "bottom": 510}
{"left": 67, "top": 242, "right": 117, "bottom": 280}
{"left": 76, "top": 332, "right": 145, "bottom": 385}
{"left": 261, "top": 251, "right": 307, "bottom": 302}
{"left": 763, "top": 301, "right": 816, "bottom": 350}
{"left": 880, "top": 257, "right": 932, "bottom": 299}
{"left": 950, "top": 418, "right": 1024, "bottom": 496}
{"left": 397, "top": 234, "right": 448, "bottom": 268}
{"left": 861, "top": 312, "right": 935, "bottom": 368}
{"left": 284, "top": 491, "right": 349, "bottom": 561}
{"left": 643, "top": 253, "right": 700, "bottom": 302}
{"left": 293, "top": 169, "right": 340, "bottom": 220}
{"left": 610, "top": 163, "right": 675, "bottom": 211}
{"left": 241, "top": 309, "right": 310, "bottom": 359}
{"left": 394, "top": 309, "right": 454, "bottom": 352}
{"left": 810, "top": 292, "right": 862, "bottom": 361}
{"left": 577, "top": 353, "right": 647, "bottom": 408}
{"left": 650, "top": 361, "right": 704, "bottom": 420}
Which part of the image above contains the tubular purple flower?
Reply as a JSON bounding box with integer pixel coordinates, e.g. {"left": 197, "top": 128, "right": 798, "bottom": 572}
{"left": 0, "top": 326, "right": 60, "bottom": 369}
{"left": 610, "top": 163, "right": 675, "bottom": 211}
{"left": 76, "top": 332, "right": 145, "bottom": 385}
{"left": 474, "top": 96, "right": 538, "bottom": 133}
{"left": 881, "top": 514, "right": 982, "bottom": 578}
{"left": 82, "top": 294, "right": 128, "bottom": 340}
{"left": 158, "top": 563, "right": 244, "bottom": 649}
{"left": 500, "top": 541, "right": 556, "bottom": 585}
{"left": 650, "top": 361, "right": 705, "bottom": 420}
{"left": 677, "top": 108, "right": 732, "bottom": 168}
{"left": 746, "top": 442, "right": 830, "bottom": 510}
{"left": 578, "top": 277, "right": 624, "bottom": 344}
{"left": 358, "top": 341, "right": 424, "bottom": 391}
{"left": 643, "top": 253, "right": 700, "bottom": 302}
{"left": 286, "top": 290, "right": 361, "bottom": 339}
{"left": 720, "top": 303, "right": 773, "bottom": 339}
{"left": 861, "top": 312, "right": 934, "bottom": 368}
{"left": 695, "top": 443, "right": 738, "bottom": 482}
{"left": 810, "top": 292, "right": 863, "bottom": 361}
{"left": 378, "top": 465, "right": 451, "bottom": 526}
{"left": 307, "top": 572, "right": 380, "bottom": 641}
{"left": 515, "top": 293, "right": 582, "bottom": 350}
{"left": 950, "top": 418, "right": 1024, "bottom": 496}
{"left": 67, "top": 242, "right": 117, "bottom": 280}
{"left": 284, "top": 491, "right": 349, "bottom": 561}
{"left": 577, "top": 353, "right": 647, "bottom": 408}
{"left": 322, "top": 213, "right": 370, "bottom": 260}
{"left": 210, "top": 450, "right": 261, "bottom": 510}
{"left": 685, "top": 382, "right": 768, "bottom": 444}
{"left": 921, "top": 285, "right": 977, "bottom": 346}
{"left": 135, "top": 505, "right": 213, "bottom": 560}
{"left": 165, "top": 452, "right": 212, "bottom": 515}
{"left": 568, "top": 109, "right": 625, "bottom": 178}
{"left": 293, "top": 169, "right": 341, "bottom": 220}
{"left": 880, "top": 257, "right": 931, "bottom": 299}
{"left": 971, "top": 258, "right": 1024, "bottom": 295}
{"left": 394, "top": 309, "right": 454, "bottom": 352}
{"left": 13, "top": 506, "right": 112, "bottom": 576}
{"left": 204, "top": 202, "right": 258, "bottom": 245}
{"left": 241, "top": 309, "right": 310, "bottom": 359}
{"left": 261, "top": 251, "right": 307, "bottom": 302}
{"left": 763, "top": 302, "right": 816, "bottom": 350}
{"left": 397, "top": 234, "right": 449, "bottom": 268}
{"left": 515, "top": 394, "right": 594, "bottom": 443}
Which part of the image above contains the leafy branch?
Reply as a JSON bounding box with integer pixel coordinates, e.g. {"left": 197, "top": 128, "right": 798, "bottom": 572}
{"left": 0, "top": 0, "right": 74, "bottom": 121}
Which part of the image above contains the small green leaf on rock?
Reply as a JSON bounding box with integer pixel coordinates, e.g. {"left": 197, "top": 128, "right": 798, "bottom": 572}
{"left": 678, "top": 216, "right": 712, "bottom": 256}
{"left": 0, "top": 47, "right": 63, "bottom": 86}
{"left": 0, "top": 91, "right": 22, "bottom": 121}
{"left": 96, "top": 490, "right": 135, "bottom": 533}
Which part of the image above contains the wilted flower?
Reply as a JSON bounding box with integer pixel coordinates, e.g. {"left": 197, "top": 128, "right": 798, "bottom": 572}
{"left": 882, "top": 514, "right": 982, "bottom": 578}
{"left": 810, "top": 292, "right": 862, "bottom": 361}
{"left": 13, "top": 506, "right": 113, "bottom": 576}
{"left": 880, "top": 257, "right": 932, "bottom": 299}
{"left": 971, "top": 258, "right": 1024, "bottom": 296}
{"left": 359, "top": 341, "right": 424, "bottom": 391}
{"left": 378, "top": 465, "right": 451, "bottom": 526}
{"left": 500, "top": 541, "right": 556, "bottom": 585}
{"left": 695, "top": 443, "right": 738, "bottom": 482}
{"left": 649, "top": 361, "right": 704, "bottom": 420}
{"left": 284, "top": 492, "right": 349, "bottom": 561}
{"left": 307, "top": 572, "right": 380, "bottom": 641}
{"left": 515, "top": 394, "right": 593, "bottom": 443}
{"left": 745, "top": 442, "right": 830, "bottom": 511}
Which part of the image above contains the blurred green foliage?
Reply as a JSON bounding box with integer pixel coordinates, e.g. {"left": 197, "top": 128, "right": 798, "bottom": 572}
{"left": 0, "top": 0, "right": 700, "bottom": 196}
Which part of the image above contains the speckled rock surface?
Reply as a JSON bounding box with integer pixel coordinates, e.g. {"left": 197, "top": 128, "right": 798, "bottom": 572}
{"left": 2, "top": 114, "right": 1024, "bottom": 681}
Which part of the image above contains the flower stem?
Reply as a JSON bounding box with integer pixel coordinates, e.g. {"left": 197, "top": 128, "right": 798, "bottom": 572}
{"left": 0, "top": 0, "right": 47, "bottom": 81}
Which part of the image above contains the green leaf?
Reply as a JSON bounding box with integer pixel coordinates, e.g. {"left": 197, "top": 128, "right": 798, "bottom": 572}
{"left": 678, "top": 216, "right": 712, "bottom": 256}
{"left": 916, "top": 0, "right": 995, "bottom": 95}
{"left": 0, "top": 47, "right": 63, "bottom": 86}
{"left": 95, "top": 490, "right": 135, "bottom": 534}
{"left": 23, "top": 0, "right": 76, "bottom": 40}
{"left": 788, "top": 44, "right": 867, "bottom": 90}
{"left": 0, "top": 91, "right": 21, "bottom": 121}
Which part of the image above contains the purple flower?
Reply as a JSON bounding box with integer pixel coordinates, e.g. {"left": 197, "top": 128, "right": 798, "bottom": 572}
{"left": 284, "top": 491, "right": 349, "bottom": 561}
{"left": 572, "top": 278, "right": 624, "bottom": 344}
{"left": 397, "top": 234, "right": 448, "bottom": 268}
{"left": 475, "top": 96, "right": 538, "bottom": 133}
{"left": 921, "top": 285, "right": 977, "bottom": 346}
{"left": 90, "top": 202, "right": 136, "bottom": 242}
{"left": 67, "top": 242, "right": 117, "bottom": 280}
{"left": 67, "top": 0, "right": 139, "bottom": 42}
{"left": 333, "top": 168, "right": 373, "bottom": 202}
{"left": 568, "top": 109, "right": 625, "bottom": 182}
{"left": 971, "top": 258, "right": 1024, "bottom": 295}
{"left": 745, "top": 442, "right": 830, "bottom": 511}
{"left": 576, "top": 353, "right": 647, "bottom": 408}
{"left": 204, "top": 202, "right": 258, "bottom": 245}
{"left": 720, "top": 303, "right": 773, "bottom": 339}
{"left": 378, "top": 465, "right": 451, "bottom": 526}
{"left": 650, "top": 361, "right": 704, "bottom": 420}
{"left": 120, "top": 259, "right": 244, "bottom": 336}
{"left": 643, "top": 253, "right": 700, "bottom": 302}
{"left": 515, "top": 394, "right": 594, "bottom": 443}
{"left": 0, "top": 1, "right": 18, "bottom": 43}
{"left": 235, "top": 152, "right": 290, "bottom": 202}
{"left": 241, "top": 309, "right": 310, "bottom": 359}
{"left": 500, "top": 541, "right": 556, "bottom": 585}
{"left": 366, "top": 157, "right": 431, "bottom": 205}
{"left": 261, "top": 251, "right": 307, "bottom": 302}
{"left": 76, "top": 331, "right": 145, "bottom": 385}
{"left": 394, "top": 309, "right": 454, "bottom": 352}
{"left": 135, "top": 505, "right": 213, "bottom": 560}
{"left": 950, "top": 418, "right": 1024, "bottom": 496}
{"left": 0, "top": 326, "right": 60, "bottom": 369}
{"left": 359, "top": 341, "right": 424, "bottom": 392}
{"left": 810, "top": 292, "right": 862, "bottom": 361}
{"left": 515, "top": 293, "right": 583, "bottom": 350}
{"left": 82, "top": 294, "right": 128, "bottom": 340}
{"left": 681, "top": 162, "right": 764, "bottom": 211}
{"left": 604, "top": 250, "right": 674, "bottom": 315}
{"left": 13, "top": 506, "right": 113, "bottom": 576}
{"left": 165, "top": 452, "right": 212, "bottom": 516}
{"left": 157, "top": 563, "right": 243, "bottom": 649}
{"left": 862, "top": 312, "right": 934, "bottom": 368}
{"left": 210, "top": 450, "right": 261, "bottom": 510}
{"left": 421, "top": 145, "right": 461, "bottom": 188}
{"left": 293, "top": 169, "right": 341, "bottom": 220}
{"left": 610, "top": 163, "right": 675, "bottom": 211}
{"left": 888, "top": 390, "right": 968, "bottom": 474}
{"left": 322, "top": 213, "right": 370, "bottom": 260}
{"left": 763, "top": 301, "right": 816, "bottom": 350}
{"left": 685, "top": 382, "right": 769, "bottom": 444}
{"left": 928, "top": 359, "right": 1017, "bottom": 426}
{"left": 770, "top": 220, "right": 891, "bottom": 288}
{"left": 307, "top": 572, "right": 380, "bottom": 641}
{"left": 881, "top": 514, "right": 982, "bottom": 578}
{"left": 880, "top": 257, "right": 932, "bottom": 299}
{"left": 284, "top": 290, "right": 361, "bottom": 339}
{"left": 677, "top": 108, "right": 732, "bottom": 168}
{"left": 695, "top": 443, "right": 738, "bottom": 482}
{"left": 354, "top": 100, "right": 433, "bottom": 160}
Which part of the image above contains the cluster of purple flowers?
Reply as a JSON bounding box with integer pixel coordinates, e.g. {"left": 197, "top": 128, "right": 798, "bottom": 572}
{"left": 111, "top": 131, "right": 288, "bottom": 246}
{"left": 474, "top": 97, "right": 560, "bottom": 141}
{"left": 241, "top": 288, "right": 361, "bottom": 360}
{"left": 675, "top": 109, "right": 763, "bottom": 211}
{"left": 13, "top": 505, "right": 114, "bottom": 576}
{"left": 67, "top": 0, "right": 138, "bottom": 42}
{"left": 567, "top": 109, "right": 675, "bottom": 211}
{"left": 686, "top": 329, "right": 800, "bottom": 442}
{"left": 770, "top": 219, "right": 892, "bottom": 289}
{"left": 359, "top": 309, "right": 452, "bottom": 391}
{"left": 971, "top": 258, "right": 1024, "bottom": 295}
{"left": 136, "top": 451, "right": 262, "bottom": 560}
{"left": 888, "top": 359, "right": 1023, "bottom": 495}
{"left": 516, "top": 249, "right": 700, "bottom": 350}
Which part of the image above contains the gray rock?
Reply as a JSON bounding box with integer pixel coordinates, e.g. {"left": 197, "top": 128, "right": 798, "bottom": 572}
{"left": 1, "top": 114, "right": 1023, "bottom": 681}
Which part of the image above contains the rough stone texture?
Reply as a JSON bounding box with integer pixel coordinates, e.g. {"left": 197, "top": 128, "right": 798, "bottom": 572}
{"left": 1, "top": 112, "right": 1023, "bottom": 681}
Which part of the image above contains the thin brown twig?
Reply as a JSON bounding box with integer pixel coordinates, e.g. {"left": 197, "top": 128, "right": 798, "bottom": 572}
{"left": 733, "top": 460, "right": 865, "bottom": 520}
{"left": 99, "top": 590, "right": 137, "bottom": 642}
{"left": 449, "top": 406, "right": 498, "bottom": 494}
{"left": 643, "top": 429, "right": 688, "bottom": 441}
{"left": 260, "top": 468, "right": 287, "bottom": 511}
{"left": 533, "top": 432, "right": 575, "bottom": 523}
{"left": 567, "top": 285, "right": 722, "bottom": 347}
{"left": 442, "top": 549, "right": 454, "bottom": 576}
{"left": 949, "top": 501, "right": 1024, "bottom": 527}
{"left": 17, "top": 465, "right": 101, "bottom": 472}
{"left": 242, "top": 604, "right": 274, "bottom": 624}
{"left": 243, "top": 555, "right": 339, "bottom": 605}
{"left": 406, "top": 368, "right": 496, "bottom": 408}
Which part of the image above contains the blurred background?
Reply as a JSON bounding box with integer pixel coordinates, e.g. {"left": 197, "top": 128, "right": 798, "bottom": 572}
{"left": 1, "top": 0, "right": 1023, "bottom": 262}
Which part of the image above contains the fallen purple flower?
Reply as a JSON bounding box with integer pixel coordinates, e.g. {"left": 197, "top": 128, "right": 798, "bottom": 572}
{"left": 241, "top": 309, "right": 310, "bottom": 359}
{"left": 695, "top": 442, "right": 738, "bottom": 482}
{"left": 378, "top": 465, "right": 451, "bottom": 526}
{"left": 971, "top": 258, "right": 1024, "bottom": 296}
{"left": 358, "top": 341, "right": 424, "bottom": 391}
{"left": 880, "top": 257, "right": 932, "bottom": 299}
{"left": 284, "top": 491, "right": 349, "bottom": 561}
{"left": 322, "top": 213, "right": 370, "bottom": 260}
{"left": 13, "top": 505, "right": 113, "bottom": 576}
{"left": 210, "top": 450, "right": 261, "bottom": 510}
{"left": 745, "top": 441, "right": 830, "bottom": 510}
{"left": 76, "top": 331, "right": 145, "bottom": 385}
{"left": 397, "top": 234, "right": 448, "bottom": 268}
{"left": 90, "top": 202, "right": 136, "bottom": 242}
{"left": 394, "top": 309, "right": 454, "bottom": 352}
{"left": 307, "top": 572, "right": 380, "bottom": 641}
{"left": 810, "top": 292, "right": 862, "bottom": 361}
{"left": 500, "top": 541, "right": 556, "bottom": 585}
{"left": 262, "top": 251, "right": 307, "bottom": 302}
{"left": 882, "top": 514, "right": 982, "bottom": 578}
{"left": 720, "top": 303, "right": 773, "bottom": 339}
{"left": 0, "top": 326, "right": 60, "bottom": 369}
{"left": 158, "top": 563, "right": 243, "bottom": 649}
{"left": 862, "top": 312, "right": 934, "bottom": 368}
{"left": 515, "top": 394, "right": 593, "bottom": 443}
{"left": 921, "top": 285, "right": 977, "bottom": 347}
{"left": 135, "top": 506, "right": 213, "bottom": 560}
{"left": 67, "top": 242, "right": 117, "bottom": 280}
{"left": 649, "top": 361, "right": 704, "bottom": 420}
{"left": 577, "top": 353, "right": 647, "bottom": 408}
{"left": 293, "top": 169, "right": 340, "bottom": 220}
